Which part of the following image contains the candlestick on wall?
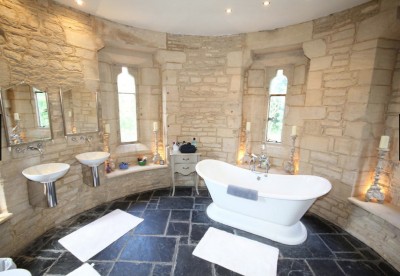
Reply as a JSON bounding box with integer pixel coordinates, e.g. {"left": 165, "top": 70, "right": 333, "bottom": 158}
{"left": 241, "top": 122, "right": 251, "bottom": 164}
{"left": 284, "top": 134, "right": 297, "bottom": 174}
{"left": 152, "top": 129, "right": 161, "bottom": 164}
{"left": 365, "top": 136, "right": 389, "bottom": 203}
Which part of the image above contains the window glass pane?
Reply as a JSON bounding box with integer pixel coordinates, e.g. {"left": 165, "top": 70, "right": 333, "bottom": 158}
{"left": 117, "top": 66, "right": 137, "bottom": 143}
{"left": 270, "top": 69, "right": 287, "bottom": 95}
{"left": 119, "top": 94, "right": 137, "bottom": 142}
{"left": 266, "top": 95, "right": 285, "bottom": 142}
{"left": 35, "top": 91, "right": 49, "bottom": 128}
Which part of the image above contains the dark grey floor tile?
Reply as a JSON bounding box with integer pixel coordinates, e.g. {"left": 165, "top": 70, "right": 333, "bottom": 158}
{"left": 360, "top": 248, "right": 381, "bottom": 260}
{"left": 214, "top": 264, "right": 242, "bottom": 276}
{"left": 192, "top": 210, "right": 212, "bottom": 223}
{"left": 147, "top": 203, "right": 158, "bottom": 209}
{"left": 378, "top": 261, "right": 400, "bottom": 276}
{"left": 34, "top": 250, "right": 63, "bottom": 259}
{"left": 194, "top": 204, "right": 207, "bottom": 211}
{"left": 109, "top": 262, "right": 152, "bottom": 276}
{"left": 174, "top": 187, "right": 193, "bottom": 196}
{"left": 14, "top": 257, "right": 55, "bottom": 276}
{"left": 91, "top": 261, "right": 114, "bottom": 275}
{"left": 159, "top": 197, "right": 194, "bottom": 209}
{"left": 153, "top": 264, "right": 172, "bottom": 276}
{"left": 46, "top": 252, "right": 82, "bottom": 274}
{"left": 167, "top": 222, "right": 190, "bottom": 236}
{"left": 124, "top": 193, "right": 139, "bottom": 201}
{"left": 320, "top": 234, "right": 356, "bottom": 252}
{"left": 108, "top": 201, "right": 131, "bottom": 211}
{"left": 179, "top": 236, "right": 189, "bottom": 244}
{"left": 277, "top": 259, "right": 313, "bottom": 276}
{"left": 134, "top": 209, "right": 170, "bottom": 235}
{"left": 126, "top": 201, "right": 148, "bottom": 212}
{"left": 344, "top": 233, "right": 368, "bottom": 248}
{"left": 196, "top": 189, "right": 210, "bottom": 197}
{"left": 279, "top": 235, "right": 335, "bottom": 258}
{"left": 194, "top": 196, "right": 213, "bottom": 204}
{"left": 190, "top": 224, "right": 209, "bottom": 243}
{"left": 68, "top": 214, "right": 99, "bottom": 228}
{"left": 307, "top": 259, "right": 345, "bottom": 276}
{"left": 119, "top": 236, "right": 176, "bottom": 262}
{"left": 174, "top": 245, "right": 212, "bottom": 276}
{"left": 90, "top": 235, "right": 130, "bottom": 261}
{"left": 170, "top": 210, "right": 191, "bottom": 221}
{"left": 334, "top": 252, "right": 365, "bottom": 260}
{"left": 338, "top": 260, "right": 384, "bottom": 276}
{"left": 301, "top": 214, "right": 337, "bottom": 233}
{"left": 138, "top": 191, "right": 153, "bottom": 201}
{"left": 153, "top": 188, "right": 171, "bottom": 197}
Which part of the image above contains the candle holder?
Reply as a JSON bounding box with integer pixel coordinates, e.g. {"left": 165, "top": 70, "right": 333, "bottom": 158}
{"left": 241, "top": 130, "right": 251, "bottom": 164}
{"left": 284, "top": 134, "right": 297, "bottom": 174}
{"left": 365, "top": 148, "right": 388, "bottom": 204}
{"left": 152, "top": 130, "right": 161, "bottom": 164}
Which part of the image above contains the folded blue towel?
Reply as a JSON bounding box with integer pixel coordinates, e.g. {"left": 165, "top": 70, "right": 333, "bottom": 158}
{"left": 227, "top": 185, "right": 258, "bottom": 201}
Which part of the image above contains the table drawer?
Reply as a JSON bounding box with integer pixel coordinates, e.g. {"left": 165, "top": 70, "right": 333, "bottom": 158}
{"left": 175, "top": 164, "right": 196, "bottom": 175}
{"left": 174, "top": 155, "right": 197, "bottom": 164}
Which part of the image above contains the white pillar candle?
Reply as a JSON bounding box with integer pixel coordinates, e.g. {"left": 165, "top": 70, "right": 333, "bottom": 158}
{"left": 379, "top": 135, "right": 390, "bottom": 149}
{"left": 104, "top": 124, "right": 110, "bottom": 134}
{"left": 68, "top": 110, "right": 72, "bottom": 117}
{"left": 291, "top": 126, "right": 297, "bottom": 136}
{"left": 246, "top": 122, "right": 251, "bottom": 131}
{"left": 14, "top": 113, "right": 19, "bottom": 121}
{"left": 153, "top": 121, "right": 159, "bottom": 132}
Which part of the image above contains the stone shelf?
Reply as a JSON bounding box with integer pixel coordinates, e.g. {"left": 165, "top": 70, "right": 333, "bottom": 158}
{"left": 105, "top": 164, "right": 168, "bottom": 179}
{"left": 348, "top": 197, "right": 400, "bottom": 230}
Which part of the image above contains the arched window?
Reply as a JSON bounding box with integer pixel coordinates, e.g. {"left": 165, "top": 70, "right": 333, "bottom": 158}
{"left": 117, "top": 67, "right": 137, "bottom": 143}
{"left": 266, "top": 69, "right": 288, "bottom": 143}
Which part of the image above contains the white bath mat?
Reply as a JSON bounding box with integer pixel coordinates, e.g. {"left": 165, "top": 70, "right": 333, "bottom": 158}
{"left": 66, "top": 263, "right": 100, "bottom": 276}
{"left": 59, "top": 209, "right": 143, "bottom": 262}
{"left": 193, "top": 227, "right": 279, "bottom": 276}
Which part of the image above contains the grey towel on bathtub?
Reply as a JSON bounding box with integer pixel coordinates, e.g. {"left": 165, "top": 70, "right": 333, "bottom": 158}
{"left": 227, "top": 185, "right": 258, "bottom": 201}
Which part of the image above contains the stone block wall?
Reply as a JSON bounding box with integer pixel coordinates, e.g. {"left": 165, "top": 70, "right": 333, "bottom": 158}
{"left": 162, "top": 34, "right": 244, "bottom": 164}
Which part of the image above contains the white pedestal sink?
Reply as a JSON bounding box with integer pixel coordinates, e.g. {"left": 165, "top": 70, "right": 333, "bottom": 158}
{"left": 75, "top": 152, "right": 110, "bottom": 187}
{"left": 22, "top": 163, "right": 70, "bottom": 208}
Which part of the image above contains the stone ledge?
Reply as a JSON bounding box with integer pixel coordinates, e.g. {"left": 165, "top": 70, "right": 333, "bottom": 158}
{"left": 348, "top": 197, "right": 400, "bottom": 229}
{"left": 105, "top": 164, "right": 168, "bottom": 179}
{"left": 0, "top": 212, "right": 13, "bottom": 225}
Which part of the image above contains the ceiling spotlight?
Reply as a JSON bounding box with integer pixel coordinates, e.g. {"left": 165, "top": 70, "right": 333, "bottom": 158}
{"left": 75, "top": 0, "right": 84, "bottom": 6}
{"left": 226, "top": 8, "right": 232, "bottom": 14}
{"left": 263, "top": 1, "right": 270, "bottom": 6}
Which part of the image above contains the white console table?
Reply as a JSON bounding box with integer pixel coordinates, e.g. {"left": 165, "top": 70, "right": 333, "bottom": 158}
{"left": 170, "top": 151, "right": 201, "bottom": 196}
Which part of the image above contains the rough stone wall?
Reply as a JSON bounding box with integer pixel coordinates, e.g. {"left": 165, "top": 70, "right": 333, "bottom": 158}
{"left": 0, "top": 0, "right": 169, "bottom": 256}
{"left": 163, "top": 34, "right": 244, "bottom": 164}
{"left": 385, "top": 49, "right": 400, "bottom": 205}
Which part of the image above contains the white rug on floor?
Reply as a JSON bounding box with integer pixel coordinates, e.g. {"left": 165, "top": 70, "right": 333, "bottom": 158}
{"left": 66, "top": 263, "right": 100, "bottom": 276}
{"left": 59, "top": 209, "right": 143, "bottom": 262}
{"left": 193, "top": 227, "right": 279, "bottom": 276}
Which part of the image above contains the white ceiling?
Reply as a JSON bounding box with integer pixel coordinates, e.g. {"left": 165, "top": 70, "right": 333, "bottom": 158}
{"left": 54, "top": 0, "right": 371, "bottom": 36}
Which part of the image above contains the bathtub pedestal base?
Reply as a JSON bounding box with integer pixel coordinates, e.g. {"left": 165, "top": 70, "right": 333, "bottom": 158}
{"left": 207, "top": 203, "right": 307, "bottom": 245}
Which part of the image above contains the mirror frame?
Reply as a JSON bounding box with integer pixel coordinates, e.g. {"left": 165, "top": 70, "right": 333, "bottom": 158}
{"left": 59, "top": 87, "right": 100, "bottom": 136}
{"left": 0, "top": 82, "right": 53, "bottom": 147}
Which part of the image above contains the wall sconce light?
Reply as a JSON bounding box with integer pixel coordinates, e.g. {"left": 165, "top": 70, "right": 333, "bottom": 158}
{"left": 365, "top": 135, "right": 389, "bottom": 203}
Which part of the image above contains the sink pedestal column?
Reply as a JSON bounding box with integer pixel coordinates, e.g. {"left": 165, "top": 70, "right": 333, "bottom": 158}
{"left": 28, "top": 181, "right": 58, "bottom": 208}
{"left": 91, "top": 166, "right": 100, "bottom": 187}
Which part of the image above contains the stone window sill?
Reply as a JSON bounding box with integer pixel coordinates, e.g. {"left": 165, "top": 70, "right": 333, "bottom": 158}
{"left": 0, "top": 212, "right": 13, "bottom": 225}
{"left": 105, "top": 164, "right": 168, "bottom": 179}
{"left": 348, "top": 197, "right": 400, "bottom": 230}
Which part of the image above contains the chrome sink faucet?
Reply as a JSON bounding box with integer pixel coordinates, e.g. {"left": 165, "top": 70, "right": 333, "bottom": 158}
{"left": 27, "top": 143, "right": 44, "bottom": 155}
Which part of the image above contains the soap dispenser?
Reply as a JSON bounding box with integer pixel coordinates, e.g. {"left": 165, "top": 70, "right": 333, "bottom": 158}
{"left": 192, "top": 137, "right": 197, "bottom": 148}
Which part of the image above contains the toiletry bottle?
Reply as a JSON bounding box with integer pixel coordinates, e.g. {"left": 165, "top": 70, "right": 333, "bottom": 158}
{"left": 192, "top": 137, "right": 197, "bottom": 148}
{"left": 173, "top": 142, "right": 179, "bottom": 153}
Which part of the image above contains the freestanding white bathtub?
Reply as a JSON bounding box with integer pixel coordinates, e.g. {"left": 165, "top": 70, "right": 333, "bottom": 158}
{"left": 195, "top": 159, "right": 332, "bottom": 245}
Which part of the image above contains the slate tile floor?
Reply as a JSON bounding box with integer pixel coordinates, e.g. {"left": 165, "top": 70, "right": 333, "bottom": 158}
{"left": 14, "top": 187, "right": 399, "bottom": 276}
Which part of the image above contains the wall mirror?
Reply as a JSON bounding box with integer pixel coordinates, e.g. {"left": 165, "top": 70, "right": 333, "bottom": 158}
{"left": 60, "top": 86, "right": 99, "bottom": 136}
{"left": 0, "top": 82, "right": 52, "bottom": 146}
